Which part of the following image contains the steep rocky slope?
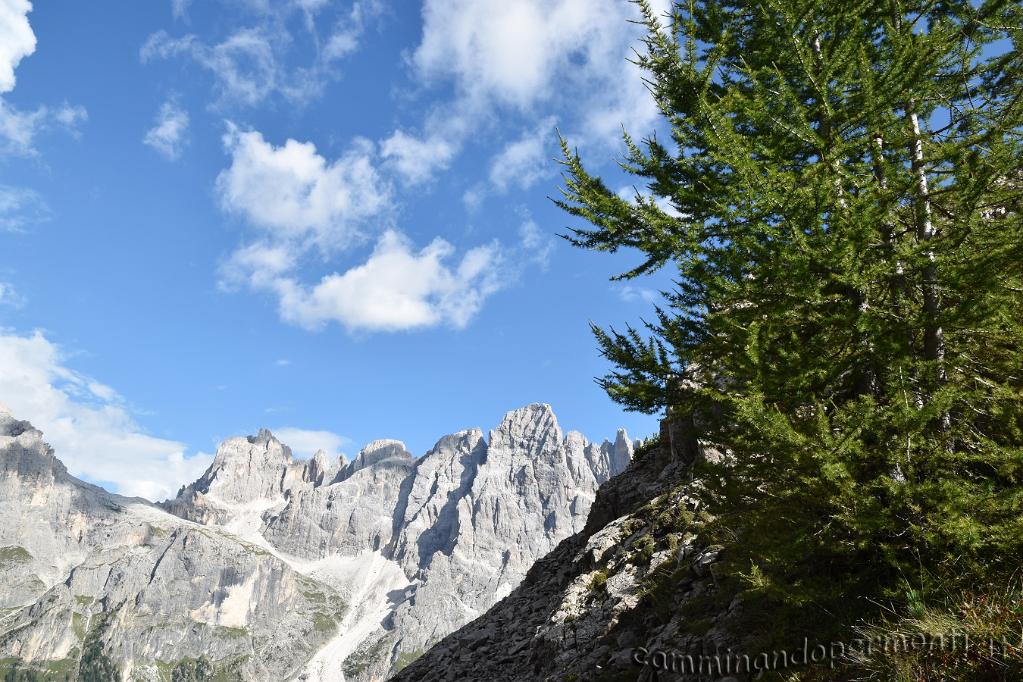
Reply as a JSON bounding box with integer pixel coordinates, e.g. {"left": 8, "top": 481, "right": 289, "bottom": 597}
{"left": 0, "top": 403, "right": 632, "bottom": 680}
{"left": 392, "top": 419, "right": 742, "bottom": 682}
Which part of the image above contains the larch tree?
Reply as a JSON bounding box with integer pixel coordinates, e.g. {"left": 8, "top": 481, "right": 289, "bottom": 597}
{"left": 557, "top": 0, "right": 1023, "bottom": 638}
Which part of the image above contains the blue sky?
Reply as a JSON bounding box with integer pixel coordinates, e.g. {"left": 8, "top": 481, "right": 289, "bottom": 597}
{"left": 0, "top": 0, "right": 674, "bottom": 500}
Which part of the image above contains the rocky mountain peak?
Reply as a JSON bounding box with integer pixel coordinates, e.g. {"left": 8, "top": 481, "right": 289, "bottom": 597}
{"left": 610, "top": 428, "right": 633, "bottom": 472}
{"left": 303, "top": 448, "right": 332, "bottom": 485}
{"left": 490, "top": 402, "right": 562, "bottom": 453}
{"left": 0, "top": 406, "right": 35, "bottom": 439}
{"left": 343, "top": 438, "right": 411, "bottom": 476}
{"left": 0, "top": 414, "right": 67, "bottom": 482}
{"left": 192, "top": 430, "right": 294, "bottom": 504}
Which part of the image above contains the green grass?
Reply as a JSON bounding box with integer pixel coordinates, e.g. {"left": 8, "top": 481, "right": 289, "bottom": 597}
{"left": 151, "top": 655, "right": 245, "bottom": 682}
{"left": 393, "top": 649, "right": 423, "bottom": 674}
{"left": 312, "top": 613, "right": 336, "bottom": 634}
{"left": 212, "top": 625, "right": 248, "bottom": 640}
{"left": 0, "top": 656, "right": 78, "bottom": 681}
{"left": 588, "top": 569, "right": 609, "bottom": 595}
{"left": 0, "top": 546, "right": 32, "bottom": 565}
{"left": 833, "top": 584, "right": 1023, "bottom": 682}
{"left": 71, "top": 613, "right": 87, "bottom": 639}
{"left": 342, "top": 638, "right": 389, "bottom": 678}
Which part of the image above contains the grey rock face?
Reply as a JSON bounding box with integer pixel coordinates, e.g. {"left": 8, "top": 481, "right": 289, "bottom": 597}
{"left": 391, "top": 421, "right": 731, "bottom": 682}
{"left": 0, "top": 402, "right": 631, "bottom": 681}
{"left": 0, "top": 407, "right": 346, "bottom": 682}
{"left": 342, "top": 404, "right": 633, "bottom": 680}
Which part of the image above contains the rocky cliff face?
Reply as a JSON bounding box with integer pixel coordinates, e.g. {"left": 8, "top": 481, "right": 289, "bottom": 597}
{"left": 0, "top": 408, "right": 345, "bottom": 682}
{"left": 391, "top": 420, "right": 739, "bottom": 682}
{"left": 0, "top": 403, "right": 631, "bottom": 681}
{"left": 343, "top": 405, "right": 632, "bottom": 680}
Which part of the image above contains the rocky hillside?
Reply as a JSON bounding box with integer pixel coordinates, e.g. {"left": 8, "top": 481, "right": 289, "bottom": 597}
{"left": 0, "top": 403, "right": 632, "bottom": 681}
{"left": 391, "top": 419, "right": 743, "bottom": 682}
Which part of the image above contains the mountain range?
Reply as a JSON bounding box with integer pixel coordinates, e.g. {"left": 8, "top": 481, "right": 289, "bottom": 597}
{"left": 0, "top": 402, "right": 632, "bottom": 681}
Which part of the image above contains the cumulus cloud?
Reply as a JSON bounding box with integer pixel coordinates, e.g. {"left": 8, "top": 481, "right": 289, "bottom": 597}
{"left": 414, "top": 0, "right": 656, "bottom": 118}
{"left": 219, "top": 240, "right": 298, "bottom": 291}
{"left": 0, "top": 330, "right": 214, "bottom": 501}
{"left": 489, "top": 117, "right": 556, "bottom": 192}
{"left": 321, "top": 0, "right": 383, "bottom": 61}
{"left": 215, "top": 125, "right": 507, "bottom": 332}
{"left": 272, "top": 426, "right": 349, "bottom": 460}
{"left": 143, "top": 98, "right": 189, "bottom": 160}
{"left": 380, "top": 129, "right": 457, "bottom": 185}
{"left": 0, "top": 0, "right": 35, "bottom": 94}
{"left": 217, "top": 125, "right": 390, "bottom": 251}
{"left": 371, "top": 0, "right": 664, "bottom": 187}
{"left": 414, "top": 0, "right": 565, "bottom": 108}
{"left": 265, "top": 230, "right": 502, "bottom": 332}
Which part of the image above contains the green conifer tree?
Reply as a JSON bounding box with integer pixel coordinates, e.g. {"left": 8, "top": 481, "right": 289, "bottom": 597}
{"left": 558, "top": 0, "right": 1023, "bottom": 639}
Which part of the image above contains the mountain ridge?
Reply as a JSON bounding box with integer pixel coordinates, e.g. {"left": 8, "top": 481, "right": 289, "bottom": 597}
{"left": 0, "top": 402, "right": 633, "bottom": 681}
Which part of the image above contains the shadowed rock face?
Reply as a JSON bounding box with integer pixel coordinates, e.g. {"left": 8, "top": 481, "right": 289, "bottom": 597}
{"left": 0, "top": 403, "right": 632, "bottom": 681}
{"left": 391, "top": 420, "right": 728, "bottom": 682}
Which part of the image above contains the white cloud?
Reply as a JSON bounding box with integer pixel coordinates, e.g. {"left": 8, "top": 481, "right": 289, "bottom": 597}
{"left": 322, "top": 1, "right": 383, "bottom": 62}
{"left": 489, "top": 117, "right": 555, "bottom": 192}
{"left": 414, "top": 0, "right": 561, "bottom": 108}
{"left": 215, "top": 126, "right": 513, "bottom": 334}
{"left": 0, "top": 4, "right": 87, "bottom": 156}
{"left": 219, "top": 240, "right": 298, "bottom": 291}
{"left": 0, "top": 0, "right": 35, "bottom": 94}
{"left": 141, "top": 1, "right": 382, "bottom": 108}
{"left": 409, "top": 0, "right": 662, "bottom": 162}
{"left": 372, "top": 0, "right": 661, "bottom": 188}
{"left": 0, "top": 282, "right": 24, "bottom": 308}
{"left": 272, "top": 426, "right": 349, "bottom": 460}
{"left": 414, "top": 0, "right": 649, "bottom": 110}
{"left": 0, "top": 184, "right": 49, "bottom": 232}
{"left": 217, "top": 126, "right": 390, "bottom": 251}
{"left": 518, "top": 219, "right": 554, "bottom": 270}
{"left": 380, "top": 130, "right": 457, "bottom": 185}
{"left": 144, "top": 98, "right": 189, "bottom": 160}
{"left": 462, "top": 183, "right": 486, "bottom": 212}
{"left": 617, "top": 184, "right": 683, "bottom": 218}
{"left": 52, "top": 103, "right": 87, "bottom": 130}
{"left": 268, "top": 230, "right": 502, "bottom": 332}
{"left": 0, "top": 98, "right": 42, "bottom": 153}
{"left": 0, "top": 330, "right": 214, "bottom": 501}
{"left": 171, "top": 0, "right": 191, "bottom": 20}
{"left": 142, "top": 30, "right": 282, "bottom": 107}
{"left": 618, "top": 284, "right": 660, "bottom": 304}
{"left": 0, "top": 99, "right": 86, "bottom": 156}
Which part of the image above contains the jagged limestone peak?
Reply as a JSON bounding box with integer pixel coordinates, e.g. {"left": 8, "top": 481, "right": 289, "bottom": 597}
{"left": 192, "top": 429, "right": 295, "bottom": 504}
{"left": 345, "top": 439, "right": 412, "bottom": 474}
